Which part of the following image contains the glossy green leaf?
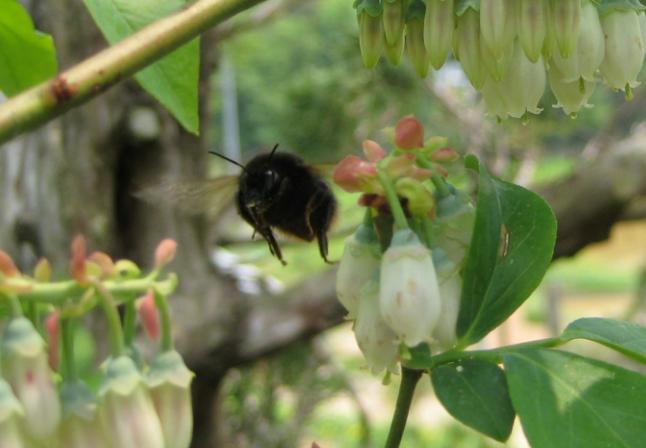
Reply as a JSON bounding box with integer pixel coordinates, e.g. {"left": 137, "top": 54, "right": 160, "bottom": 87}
{"left": 505, "top": 349, "right": 646, "bottom": 448}
{"left": 0, "top": 0, "right": 57, "bottom": 96}
{"left": 83, "top": 0, "right": 199, "bottom": 134}
{"left": 562, "top": 318, "right": 646, "bottom": 364}
{"left": 456, "top": 155, "right": 557, "bottom": 345}
{"left": 431, "top": 359, "right": 515, "bottom": 442}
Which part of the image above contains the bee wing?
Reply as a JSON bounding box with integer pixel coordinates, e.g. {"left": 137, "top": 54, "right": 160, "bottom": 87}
{"left": 136, "top": 176, "right": 239, "bottom": 218}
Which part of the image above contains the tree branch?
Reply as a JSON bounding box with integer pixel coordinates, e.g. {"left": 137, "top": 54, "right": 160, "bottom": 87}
{"left": 0, "top": 0, "right": 267, "bottom": 145}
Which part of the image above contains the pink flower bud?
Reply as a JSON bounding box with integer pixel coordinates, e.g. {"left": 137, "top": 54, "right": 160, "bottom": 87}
{"left": 45, "top": 312, "right": 60, "bottom": 370}
{"left": 333, "top": 156, "right": 380, "bottom": 193}
{"left": 394, "top": 116, "right": 424, "bottom": 149}
{"left": 430, "top": 147, "right": 459, "bottom": 163}
{"left": 89, "top": 251, "right": 115, "bottom": 278}
{"left": 70, "top": 235, "right": 87, "bottom": 283}
{"left": 0, "top": 250, "right": 19, "bottom": 277}
{"left": 138, "top": 290, "right": 160, "bottom": 342}
{"left": 362, "top": 139, "right": 386, "bottom": 162}
{"left": 154, "top": 239, "right": 178, "bottom": 269}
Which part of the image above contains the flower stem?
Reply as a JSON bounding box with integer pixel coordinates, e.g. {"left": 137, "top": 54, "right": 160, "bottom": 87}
{"left": 123, "top": 299, "right": 137, "bottom": 347}
{"left": 377, "top": 168, "right": 408, "bottom": 230}
{"left": 154, "top": 291, "right": 174, "bottom": 351}
{"left": 61, "top": 318, "right": 77, "bottom": 381}
{"left": 431, "top": 337, "right": 564, "bottom": 368}
{"left": 93, "top": 281, "right": 124, "bottom": 357}
{"left": 0, "top": 0, "right": 269, "bottom": 144}
{"left": 384, "top": 367, "right": 422, "bottom": 448}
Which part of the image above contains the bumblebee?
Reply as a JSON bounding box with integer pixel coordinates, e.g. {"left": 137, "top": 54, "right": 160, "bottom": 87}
{"left": 141, "top": 145, "right": 336, "bottom": 265}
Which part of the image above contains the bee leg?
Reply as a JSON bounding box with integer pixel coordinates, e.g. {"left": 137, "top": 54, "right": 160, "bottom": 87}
{"left": 260, "top": 227, "right": 286, "bottom": 266}
{"left": 316, "top": 230, "right": 333, "bottom": 264}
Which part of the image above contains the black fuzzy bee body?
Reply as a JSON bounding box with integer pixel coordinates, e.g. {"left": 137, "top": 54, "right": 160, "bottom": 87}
{"left": 235, "top": 151, "right": 336, "bottom": 265}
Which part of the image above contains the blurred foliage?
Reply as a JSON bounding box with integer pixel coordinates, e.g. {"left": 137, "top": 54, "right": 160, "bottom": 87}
{"left": 220, "top": 341, "right": 370, "bottom": 447}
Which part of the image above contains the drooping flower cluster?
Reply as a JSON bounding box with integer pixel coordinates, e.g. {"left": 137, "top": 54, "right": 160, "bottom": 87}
{"left": 333, "top": 116, "right": 474, "bottom": 374}
{"left": 355, "top": 0, "right": 646, "bottom": 118}
{"left": 0, "top": 238, "right": 192, "bottom": 448}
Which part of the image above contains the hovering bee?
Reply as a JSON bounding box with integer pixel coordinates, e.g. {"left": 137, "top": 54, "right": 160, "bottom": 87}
{"left": 141, "top": 145, "right": 337, "bottom": 265}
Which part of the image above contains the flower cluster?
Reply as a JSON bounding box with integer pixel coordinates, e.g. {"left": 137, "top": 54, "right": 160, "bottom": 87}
{"left": 334, "top": 116, "right": 474, "bottom": 374}
{"left": 0, "top": 238, "right": 192, "bottom": 448}
{"left": 355, "top": 0, "right": 646, "bottom": 118}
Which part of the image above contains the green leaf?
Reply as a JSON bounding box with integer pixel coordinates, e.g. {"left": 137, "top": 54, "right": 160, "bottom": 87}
{"left": 505, "top": 349, "right": 646, "bottom": 448}
{"left": 0, "top": 0, "right": 57, "bottom": 96}
{"left": 457, "top": 155, "right": 557, "bottom": 345}
{"left": 562, "top": 318, "right": 646, "bottom": 364}
{"left": 83, "top": 0, "right": 199, "bottom": 134}
{"left": 431, "top": 359, "right": 515, "bottom": 442}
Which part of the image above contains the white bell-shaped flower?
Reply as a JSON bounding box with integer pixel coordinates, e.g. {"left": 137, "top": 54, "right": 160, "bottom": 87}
{"left": 379, "top": 228, "right": 441, "bottom": 346}
{"left": 431, "top": 250, "right": 462, "bottom": 351}
{"left": 551, "top": 0, "right": 605, "bottom": 83}
{"left": 353, "top": 278, "right": 399, "bottom": 374}
{"left": 549, "top": 64, "right": 596, "bottom": 116}
{"left": 1, "top": 317, "right": 61, "bottom": 441}
{"left": 600, "top": 9, "right": 645, "bottom": 91}
{"left": 336, "top": 223, "right": 381, "bottom": 318}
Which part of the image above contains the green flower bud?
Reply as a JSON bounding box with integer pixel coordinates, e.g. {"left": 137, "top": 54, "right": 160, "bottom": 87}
{"left": 383, "top": 0, "right": 407, "bottom": 45}
{"left": 384, "top": 33, "right": 405, "bottom": 65}
{"left": 548, "top": 64, "right": 596, "bottom": 116}
{"left": 548, "top": 0, "right": 581, "bottom": 58}
{"left": 395, "top": 178, "right": 434, "bottom": 217}
{"left": 353, "top": 279, "right": 399, "bottom": 374}
{"left": 336, "top": 223, "right": 381, "bottom": 319}
{"left": 551, "top": 0, "right": 604, "bottom": 82}
{"left": 453, "top": 8, "right": 485, "bottom": 89}
{"left": 599, "top": 9, "right": 645, "bottom": 92}
{"left": 518, "top": 0, "right": 548, "bottom": 62}
{"left": 424, "top": 0, "right": 454, "bottom": 69}
{"left": 380, "top": 229, "right": 441, "bottom": 346}
{"left": 406, "top": 1, "right": 431, "bottom": 77}
{"left": 480, "top": 0, "right": 516, "bottom": 60}
{"left": 356, "top": 0, "right": 384, "bottom": 69}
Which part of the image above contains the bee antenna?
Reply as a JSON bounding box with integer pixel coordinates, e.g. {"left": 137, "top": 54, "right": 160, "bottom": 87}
{"left": 268, "top": 143, "right": 279, "bottom": 161}
{"left": 208, "top": 151, "right": 246, "bottom": 171}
